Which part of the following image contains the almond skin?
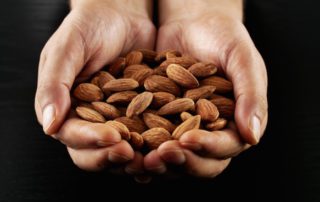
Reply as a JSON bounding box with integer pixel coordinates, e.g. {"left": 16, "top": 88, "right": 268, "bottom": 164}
{"left": 123, "top": 64, "right": 149, "bottom": 78}
{"left": 102, "top": 78, "right": 139, "bottom": 92}
{"left": 124, "top": 66, "right": 154, "bottom": 86}
{"left": 206, "top": 118, "right": 227, "bottom": 131}
{"left": 114, "top": 116, "right": 147, "bottom": 134}
{"left": 76, "top": 106, "right": 106, "bottom": 123}
{"left": 91, "top": 102, "right": 121, "bottom": 119}
{"left": 166, "top": 64, "right": 199, "bottom": 89}
{"left": 159, "top": 55, "right": 197, "bottom": 69}
{"left": 105, "top": 120, "right": 131, "bottom": 140}
{"left": 200, "top": 76, "right": 233, "bottom": 93}
{"left": 73, "top": 83, "right": 104, "bottom": 102}
{"left": 180, "top": 112, "right": 193, "bottom": 122}
{"left": 144, "top": 75, "right": 181, "bottom": 96}
{"left": 151, "top": 92, "right": 176, "bottom": 108}
{"left": 155, "top": 49, "right": 181, "bottom": 62}
{"left": 126, "top": 51, "right": 143, "bottom": 66}
{"left": 90, "top": 76, "right": 100, "bottom": 86}
{"left": 157, "top": 98, "right": 195, "bottom": 116}
{"left": 188, "top": 63, "right": 217, "bottom": 78}
{"left": 143, "top": 113, "right": 176, "bottom": 133}
{"left": 209, "top": 95, "right": 235, "bottom": 118}
{"left": 196, "top": 99, "right": 219, "bottom": 122}
{"left": 137, "top": 49, "right": 157, "bottom": 63}
{"left": 126, "top": 92, "right": 153, "bottom": 117}
{"left": 98, "top": 71, "right": 115, "bottom": 89}
{"left": 142, "top": 128, "right": 172, "bottom": 150}
{"left": 172, "top": 115, "right": 201, "bottom": 139}
{"left": 108, "top": 57, "right": 126, "bottom": 76}
{"left": 129, "top": 132, "right": 144, "bottom": 150}
{"left": 184, "top": 85, "right": 216, "bottom": 101}
{"left": 106, "top": 91, "right": 138, "bottom": 104}
{"left": 153, "top": 65, "right": 168, "bottom": 76}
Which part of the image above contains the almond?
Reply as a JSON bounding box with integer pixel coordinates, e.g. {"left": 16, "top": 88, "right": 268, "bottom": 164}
{"left": 200, "top": 76, "right": 233, "bottom": 93}
{"left": 114, "top": 116, "right": 147, "bottom": 134}
{"left": 196, "top": 99, "right": 219, "bottom": 122}
{"left": 77, "top": 101, "right": 94, "bottom": 109}
{"left": 105, "top": 120, "right": 131, "bottom": 140}
{"left": 126, "top": 51, "right": 143, "bottom": 66}
{"left": 155, "top": 49, "right": 181, "bottom": 62}
{"left": 157, "top": 98, "right": 195, "bottom": 115}
{"left": 183, "top": 85, "right": 216, "bottom": 101}
{"left": 142, "top": 128, "right": 172, "bottom": 150}
{"left": 124, "top": 66, "right": 153, "bottom": 85}
{"left": 180, "top": 112, "right": 193, "bottom": 122}
{"left": 166, "top": 64, "right": 199, "bottom": 88}
{"left": 126, "top": 92, "right": 153, "bottom": 117}
{"left": 210, "top": 95, "right": 235, "bottom": 118}
{"left": 144, "top": 75, "right": 181, "bottom": 96}
{"left": 159, "top": 56, "right": 197, "bottom": 69}
{"left": 153, "top": 65, "right": 168, "bottom": 76}
{"left": 92, "top": 102, "right": 121, "bottom": 119}
{"left": 188, "top": 63, "right": 217, "bottom": 78}
{"left": 102, "top": 78, "right": 139, "bottom": 92}
{"left": 137, "top": 49, "right": 157, "bottom": 63}
{"left": 106, "top": 91, "right": 138, "bottom": 104}
{"left": 108, "top": 57, "right": 126, "bottom": 76}
{"left": 90, "top": 76, "right": 100, "bottom": 86}
{"left": 98, "top": 71, "right": 115, "bottom": 88}
{"left": 123, "top": 64, "right": 149, "bottom": 78}
{"left": 172, "top": 115, "right": 201, "bottom": 139}
{"left": 151, "top": 92, "right": 176, "bottom": 108}
{"left": 129, "top": 132, "right": 144, "bottom": 150}
{"left": 206, "top": 118, "right": 227, "bottom": 131}
{"left": 76, "top": 106, "right": 106, "bottom": 123}
{"left": 143, "top": 113, "right": 176, "bottom": 133}
{"left": 73, "top": 83, "right": 104, "bottom": 102}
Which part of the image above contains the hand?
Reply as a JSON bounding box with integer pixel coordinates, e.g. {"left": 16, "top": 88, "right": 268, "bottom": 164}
{"left": 34, "top": 0, "right": 155, "bottom": 174}
{"left": 144, "top": 0, "right": 268, "bottom": 178}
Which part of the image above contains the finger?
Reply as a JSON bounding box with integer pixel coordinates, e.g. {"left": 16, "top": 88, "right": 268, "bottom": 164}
{"left": 179, "top": 127, "right": 250, "bottom": 159}
{"left": 124, "top": 151, "right": 145, "bottom": 175}
{"left": 67, "top": 140, "right": 134, "bottom": 171}
{"left": 54, "top": 113, "right": 121, "bottom": 149}
{"left": 156, "top": 24, "right": 183, "bottom": 51}
{"left": 144, "top": 150, "right": 167, "bottom": 174}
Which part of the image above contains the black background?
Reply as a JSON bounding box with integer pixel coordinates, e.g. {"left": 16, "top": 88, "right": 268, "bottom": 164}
{"left": 0, "top": 0, "right": 319, "bottom": 201}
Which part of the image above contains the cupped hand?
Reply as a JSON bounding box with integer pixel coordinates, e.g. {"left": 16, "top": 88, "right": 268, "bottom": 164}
{"left": 35, "top": 0, "right": 155, "bottom": 174}
{"left": 144, "top": 0, "right": 268, "bottom": 178}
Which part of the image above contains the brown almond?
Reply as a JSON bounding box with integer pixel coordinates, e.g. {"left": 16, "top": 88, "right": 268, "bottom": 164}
{"left": 172, "top": 115, "right": 201, "bottom": 139}
{"left": 91, "top": 102, "right": 121, "bottom": 119}
{"left": 157, "top": 98, "right": 195, "bottom": 116}
{"left": 126, "top": 92, "right": 153, "bottom": 117}
{"left": 129, "top": 132, "right": 144, "bottom": 150}
{"left": 159, "top": 56, "right": 197, "bottom": 69}
{"left": 123, "top": 64, "right": 149, "bottom": 78}
{"left": 210, "top": 95, "right": 235, "bottom": 118}
{"left": 188, "top": 63, "right": 217, "bottom": 78}
{"left": 153, "top": 65, "right": 168, "bottom": 76}
{"left": 184, "top": 85, "right": 216, "bottom": 101}
{"left": 155, "top": 49, "right": 181, "bottom": 62}
{"left": 143, "top": 113, "right": 176, "bottom": 133}
{"left": 166, "top": 64, "right": 199, "bottom": 88}
{"left": 105, "top": 120, "right": 131, "bottom": 140}
{"left": 200, "top": 76, "right": 233, "bottom": 93}
{"left": 151, "top": 92, "right": 176, "bottom": 108}
{"left": 180, "top": 112, "right": 193, "bottom": 122}
{"left": 125, "top": 67, "right": 154, "bottom": 85}
{"left": 206, "top": 118, "right": 228, "bottom": 131}
{"left": 102, "top": 78, "right": 139, "bottom": 92}
{"left": 98, "top": 71, "right": 115, "bottom": 88}
{"left": 144, "top": 75, "right": 181, "bottom": 96}
{"left": 90, "top": 76, "right": 100, "bottom": 86}
{"left": 73, "top": 83, "right": 104, "bottom": 102}
{"left": 142, "top": 128, "right": 172, "bottom": 150}
{"left": 76, "top": 106, "right": 106, "bottom": 123}
{"left": 106, "top": 91, "right": 138, "bottom": 104}
{"left": 114, "top": 116, "right": 147, "bottom": 134}
{"left": 196, "top": 99, "right": 219, "bottom": 122}
{"left": 126, "top": 51, "right": 143, "bottom": 66}
{"left": 77, "top": 101, "right": 94, "bottom": 109}
{"left": 108, "top": 57, "right": 126, "bottom": 76}
{"left": 137, "top": 49, "right": 157, "bottom": 63}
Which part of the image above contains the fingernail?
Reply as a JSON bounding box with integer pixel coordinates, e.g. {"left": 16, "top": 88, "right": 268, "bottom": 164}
{"left": 42, "top": 104, "right": 56, "bottom": 134}
{"left": 180, "top": 142, "right": 202, "bottom": 151}
{"left": 134, "top": 175, "right": 152, "bottom": 184}
{"left": 250, "top": 115, "right": 261, "bottom": 144}
{"left": 147, "top": 164, "right": 167, "bottom": 174}
{"left": 125, "top": 166, "right": 143, "bottom": 175}
{"left": 108, "top": 152, "right": 130, "bottom": 163}
{"left": 162, "top": 150, "right": 186, "bottom": 165}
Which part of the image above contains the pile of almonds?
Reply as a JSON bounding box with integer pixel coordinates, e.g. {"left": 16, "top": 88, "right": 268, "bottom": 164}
{"left": 73, "top": 49, "right": 235, "bottom": 151}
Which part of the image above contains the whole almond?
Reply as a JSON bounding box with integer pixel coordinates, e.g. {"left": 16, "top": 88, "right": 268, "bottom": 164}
{"left": 98, "top": 71, "right": 115, "bottom": 88}
{"left": 157, "top": 98, "right": 195, "bottom": 116}
{"left": 143, "top": 113, "right": 176, "bottom": 133}
{"left": 196, "top": 99, "right": 219, "bottom": 122}
{"left": 77, "top": 101, "right": 94, "bottom": 109}
{"left": 159, "top": 56, "right": 197, "bottom": 69}
{"left": 180, "top": 112, "right": 193, "bottom": 122}
{"left": 210, "top": 95, "right": 235, "bottom": 118}
{"left": 188, "top": 63, "right": 217, "bottom": 78}
{"left": 76, "top": 106, "right": 106, "bottom": 123}
{"left": 126, "top": 92, "right": 153, "bottom": 117}
{"left": 184, "top": 85, "right": 216, "bottom": 101}
{"left": 206, "top": 118, "right": 227, "bottom": 131}
{"left": 103, "top": 78, "right": 139, "bottom": 92}
{"left": 92, "top": 102, "right": 121, "bottom": 119}
{"left": 125, "top": 67, "right": 154, "bottom": 86}
{"left": 155, "top": 49, "right": 181, "bottom": 62}
{"left": 123, "top": 64, "right": 149, "bottom": 78}
{"left": 108, "top": 57, "right": 126, "bottom": 76}
{"left": 73, "top": 83, "right": 104, "bottom": 102}
{"left": 166, "top": 64, "right": 199, "bottom": 88}
{"left": 142, "top": 128, "right": 172, "bottom": 150}
{"left": 129, "top": 132, "right": 144, "bottom": 150}
{"left": 90, "top": 76, "right": 100, "bottom": 86}
{"left": 105, "top": 120, "right": 131, "bottom": 140}
{"left": 126, "top": 51, "right": 143, "bottom": 66}
{"left": 172, "top": 115, "right": 201, "bottom": 139}
{"left": 153, "top": 65, "right": 168, "bottom": 76}
{"left": 200, "top": 76, "right": 233, "bottom": 93}
{"left": 151, "top": 92, "right": 176, "bottom": 108}
{"left": 137, "top": 49, "right": 157, "bottom": 63}
{"left": 114, "top": 116, "right": 147, "bottom": 134}
{"left": 106, "top": 91, "right": 138, "bottom": 104}
{"left": 144, "top": 75, "right": 181, "bottom": 96}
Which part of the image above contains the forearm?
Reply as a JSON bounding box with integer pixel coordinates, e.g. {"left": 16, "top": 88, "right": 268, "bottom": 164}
{"left": 158, "top": 0, "right": 243, "bottom": 25}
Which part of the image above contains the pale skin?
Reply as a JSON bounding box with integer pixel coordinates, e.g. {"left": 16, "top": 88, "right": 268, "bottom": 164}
{"left": 35, "top": 0, "right": 268, "bottom": 181}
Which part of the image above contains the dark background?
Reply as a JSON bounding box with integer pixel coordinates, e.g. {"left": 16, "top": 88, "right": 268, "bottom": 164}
{"left": 0, "top": 0, "right": 319, "bottom": 201}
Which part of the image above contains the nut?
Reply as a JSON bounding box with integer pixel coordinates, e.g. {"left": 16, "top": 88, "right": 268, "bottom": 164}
{"left": 196, "top": 99, "right": 219, "bottom": 122}
{"left": 76, "top": 106, "right": 106, "bottom": 123}
{"left": 142, "top": 128, "right": 172, "bottom": 150}
{"left": 172, "top": 115, "right": 201, "bottom": 139}
{"left": 126, "top": 92, "right": 153, "bottom": 117}
{"left": 105, "top": 120, "right": 131, "bottom": 140}
{"left": 157, "top": 98, "right": 195, "bottom": 116}
{"left": 144, "top": 75, "right": 181, "bottom": 96}
{"left": 102, "top": 78, "right": 139, "bottom": 92}
{"left": 143, "top": 113, "right": 176, "bottom": 133}
{"left": 73, "top": 83, "right": 104, "bottom": 102}
{"left": 166, "top": 64, "right": 199, "bottom": 89}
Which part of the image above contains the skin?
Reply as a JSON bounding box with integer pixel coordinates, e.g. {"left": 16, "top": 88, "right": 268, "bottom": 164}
{"left": 35, "top": 0, "right": 268, "bottom": 181}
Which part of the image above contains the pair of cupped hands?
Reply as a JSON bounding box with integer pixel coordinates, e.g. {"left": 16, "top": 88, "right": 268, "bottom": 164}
{"left": 34, "top": 0, "right": 268, "bottom": 182}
